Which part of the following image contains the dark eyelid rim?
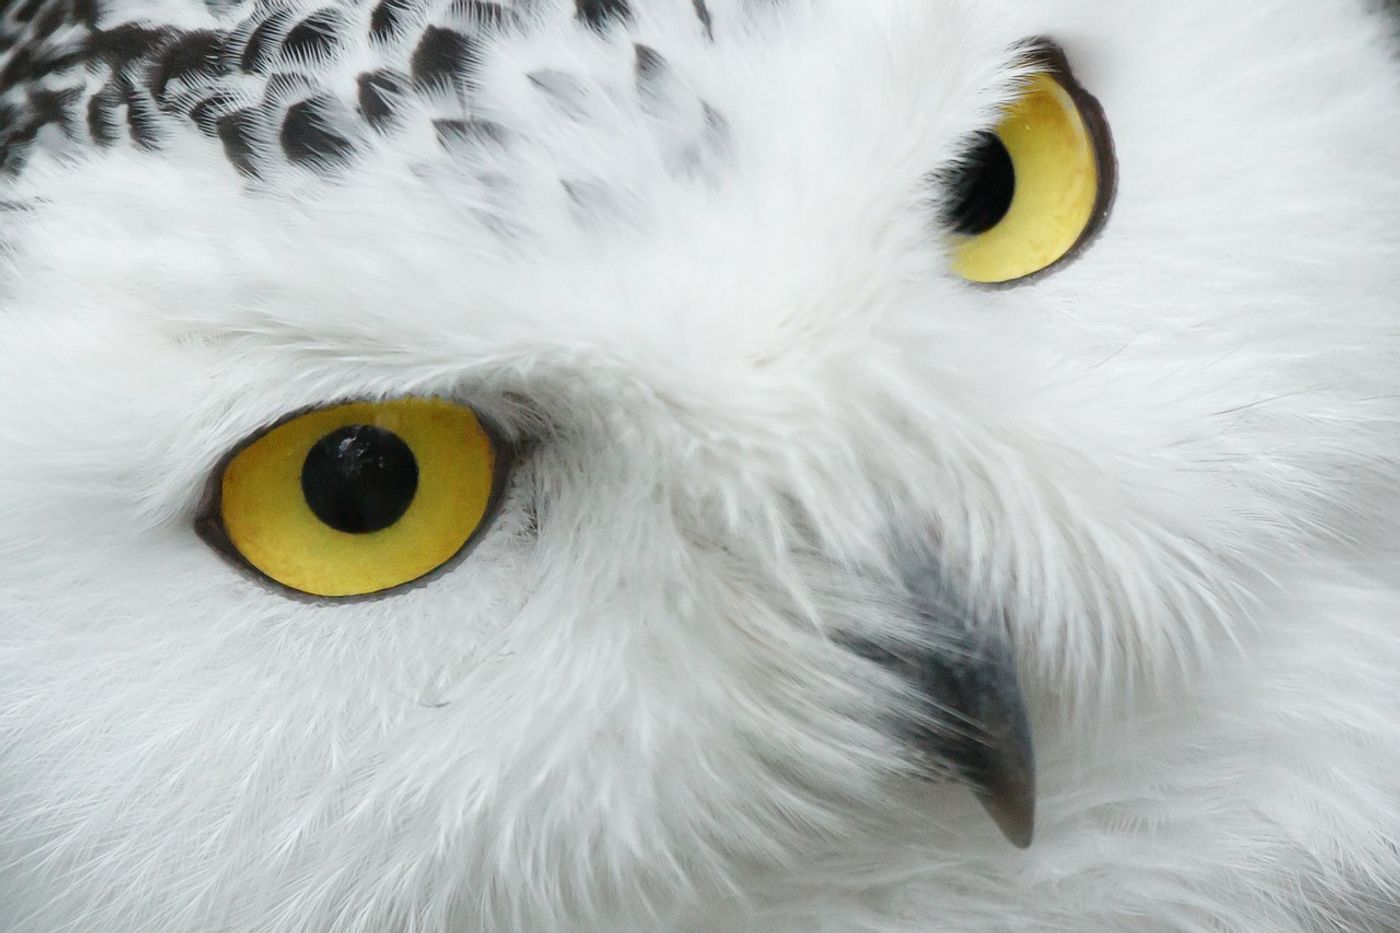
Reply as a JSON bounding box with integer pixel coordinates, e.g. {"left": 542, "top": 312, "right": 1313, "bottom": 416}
{"left": 950, "top": 38, "right": 1118, "bottom": 289}
{"left": 194, "top": 398, "right": 517, "bottom": 605}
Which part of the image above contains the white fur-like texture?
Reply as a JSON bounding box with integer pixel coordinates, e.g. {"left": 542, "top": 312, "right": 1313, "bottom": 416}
{"left": 1, "top": 0, "right": 1399, "bottom": 929}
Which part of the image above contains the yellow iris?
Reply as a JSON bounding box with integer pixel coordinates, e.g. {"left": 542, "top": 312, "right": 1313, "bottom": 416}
{"left": 213, "top": 398, "right": 499, "bottom": 598}
{"left": 951, "top": 63, "right": 1114, "bottom": 285}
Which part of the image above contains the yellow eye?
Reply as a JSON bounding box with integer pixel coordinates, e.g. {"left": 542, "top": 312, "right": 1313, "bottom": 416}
{"left": 945, "top": 47, "right": 1115, "bottom": 285}
{"left": 203, "top": 398, "right": 501, "bottom": 598}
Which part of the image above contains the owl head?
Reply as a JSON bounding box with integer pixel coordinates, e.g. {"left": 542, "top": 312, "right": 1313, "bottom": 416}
{"left": 1, "top": 0, "right": 1398, "bottom": 929}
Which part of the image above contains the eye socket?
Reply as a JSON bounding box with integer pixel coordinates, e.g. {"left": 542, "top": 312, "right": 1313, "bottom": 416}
{"left": 942, "top": 46, "right": 1116, "bottom": 285}
{"left": 201, "top": 398, "right": 502, "bottom": 598}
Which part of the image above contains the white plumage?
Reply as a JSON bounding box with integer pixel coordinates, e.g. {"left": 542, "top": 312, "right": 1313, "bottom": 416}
{"left": 0, "top": 0, "right": 1398, "bottom": 929}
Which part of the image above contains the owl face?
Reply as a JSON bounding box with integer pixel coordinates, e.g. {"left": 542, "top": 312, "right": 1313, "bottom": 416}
{"left": 1, "top": 0, "right": 1398, "bottom": 929}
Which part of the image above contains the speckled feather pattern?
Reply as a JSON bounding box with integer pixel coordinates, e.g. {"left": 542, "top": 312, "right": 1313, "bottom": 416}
{"left": 0, "top": 1, "right": 1399, "bottom": 931}
{"left": 0, "top": 0, "right": 720, "bottom": 184}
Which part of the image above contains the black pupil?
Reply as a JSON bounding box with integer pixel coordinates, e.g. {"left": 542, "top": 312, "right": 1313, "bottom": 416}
{"left": 301, "top": 425, "right": 419, "bottom": 534}
{"left": 943, "top": 132, "right": 1016, "bottom": 236}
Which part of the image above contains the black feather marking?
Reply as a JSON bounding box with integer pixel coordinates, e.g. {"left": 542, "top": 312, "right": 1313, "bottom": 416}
{"left": 0, "top": 44, "right": 42, "bottom": 93}
{"left": 0, "top": 121, "right": 39, "bottom": 175}
{"left": 448, "top": 0, "right": 509, "bottom": 28}
{"left": 10, "top": 0, "right": 46, "bottom": 23}
{"left": 410, "top": 25, "right": 478, "bottom": 91}
{"left": 26, "top": 86, "right": 81, "bottom": 139}
{"left": 86, "top": 24, "right": 172, "bottom": 68}
{"left": 692, "top": 0, "right": 713, "bottom": 39}
{"left": 86, "top": 80, "right": 123, "bottom": 145}
{"left": 123, "top": 87, "right": 163, "bottom": 149}
{"left": 216, "top": 108, "right": 261, "bottom": 176}
{"left": 633, "top": 43, "right": 666, "bottom": 84}
{"left": 240, "top": 12, "right": 287, "bottom": 72}
{"left": 30, "top": 1, "right": 67, "bottom": 41}
{"left": 356, "top": 68, "right": 407, "bottom": 130}
{"left": 633, "top": 43, "right": 671, "bottom": 115}
{"left": 282, "top": 8, "right": 343, "bottom": 62}
{"left": 280, "top": 95, "right": 355, "bottom": 167}
{"left": 66, "top": 0, "right": 97, "bottom": 27}
{"left": 368, "top": 0, "right": 416, "bottom": 42}
{"left": 189, "top": 91, "right": 237, "bottom": 136}
{"left": 575, "top": 0, "right": 629, "bottom": 32}
{"left": 0, "top": 153, "right": 28, "bottom": 177}
{"left": 149, "top": 30, "right": 226, "bottom": 102}
{"left": 527, "top": 68, "right": 588, "bottom": 116}
{"left": 433, "top": 116, "right": 506, "bottom": 149}
{"left": 0, "top": 97, "right": 35, "bottom": 174}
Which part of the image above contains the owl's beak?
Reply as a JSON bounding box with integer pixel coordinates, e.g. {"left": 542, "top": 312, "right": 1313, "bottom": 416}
{"left": 857, "top": 566, "right": 1036, "bottom": 848}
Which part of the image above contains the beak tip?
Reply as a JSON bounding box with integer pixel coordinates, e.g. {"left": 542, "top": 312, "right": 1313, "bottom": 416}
{"left": 979, "top": 788, "right": 1035, "bottom": 849}
{"left": 974, "top": 750, "right": 1036, "bottom": 848}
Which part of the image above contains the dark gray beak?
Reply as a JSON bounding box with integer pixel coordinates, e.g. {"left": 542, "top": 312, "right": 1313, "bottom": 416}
{"left": 855, "top": 565, "right": 1036, "bottom": 848}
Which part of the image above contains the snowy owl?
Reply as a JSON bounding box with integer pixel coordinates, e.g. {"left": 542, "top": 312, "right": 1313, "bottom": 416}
{"left": 1, "top": 0, "right": 1398, "bottom": 929}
